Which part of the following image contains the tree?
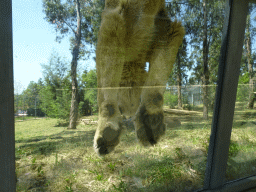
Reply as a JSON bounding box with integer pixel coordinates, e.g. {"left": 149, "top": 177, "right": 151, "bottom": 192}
{"left": 176, "top": 39, "right": 190, "bottom": 108}
{"left": 184, "top": 0, "right": 225, "bottom": 119}
{"left": 14, "top": 80, "right": 24, "bottom": 115}
{"left": 81, "top": 69, "right": 98, "bottom": 113}
{"left": 166, "top": 0, "right": 191, "bottom": 109}
{"left": 16, "top": 80, "right": 46, "bottom": 118}
{"left": 246, "top": 4, "right": 256, "bottom": 109}
{"left": 202, "top": 0, "right": 209, "bottom": 119}
{"left": 39, "top": 52, "right": 72, "bottom": 120}
{"left": 22, "top": 81, "right": 40, "bottom": 109}
{"left": 43, "top": 0, "right": 104, "bottom": 128}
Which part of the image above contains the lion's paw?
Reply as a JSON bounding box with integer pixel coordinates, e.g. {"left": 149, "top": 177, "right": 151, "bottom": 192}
{"left": 134, "top": 105, "right": 166, "bottom": 146}
{"left": 94, "top": 120, "right": 123, "bottom": 156}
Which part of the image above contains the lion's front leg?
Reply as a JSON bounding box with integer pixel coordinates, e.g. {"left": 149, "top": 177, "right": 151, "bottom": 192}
{"left": 94, "top": 100, "right": 124, "bottom": 155}
{"left": 94, "top": 7, "right": 126, "bottom": 156}
{"left": 94, "top": 59, "right": 125, "bottom": 156}
{"left": 134, "top": 21, "right": 185, "bottom": 146}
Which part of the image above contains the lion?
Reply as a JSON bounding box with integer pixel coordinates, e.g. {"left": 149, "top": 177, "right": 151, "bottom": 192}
{"left": 94, "top": 0, "right": 184, "bottom": 156}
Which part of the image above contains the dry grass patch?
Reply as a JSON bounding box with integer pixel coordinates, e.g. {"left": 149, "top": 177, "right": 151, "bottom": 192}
{"left": 15, "top": 108, "right": 256, "bottom": 191}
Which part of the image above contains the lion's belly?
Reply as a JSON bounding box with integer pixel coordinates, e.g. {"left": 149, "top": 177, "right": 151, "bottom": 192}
{"left": 117, "top": 61, "right": 148, "bottom": 116}
{"left": 117, "top": 87, "right": 142, "bottom": 116}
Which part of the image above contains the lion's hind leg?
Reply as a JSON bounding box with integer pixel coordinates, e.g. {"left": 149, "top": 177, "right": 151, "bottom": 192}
{"left": 134, "top": 20, "right": 185, "bottom": 146}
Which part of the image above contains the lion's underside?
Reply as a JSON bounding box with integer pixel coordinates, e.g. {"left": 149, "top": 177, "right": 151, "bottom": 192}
{"left": 94, "top": 0, "right": 185, "bottom": 156}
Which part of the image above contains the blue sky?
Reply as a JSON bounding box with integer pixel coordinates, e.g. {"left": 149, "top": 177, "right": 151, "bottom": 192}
{"left": 12, "top": 0, "right": 256, "bottom": 94}
{"left": 13, "top": 0, "right": 96, "bottom": 94}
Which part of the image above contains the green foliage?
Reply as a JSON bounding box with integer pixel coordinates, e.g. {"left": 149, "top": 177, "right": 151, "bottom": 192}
{"left": 182, "top": 94, "right": 189, "bottom": 105}
{"left": 65, "top": 178, "right": 73, "bottom": 192}
{"left": 202, "top": 137, "right": 210, "bottom": 154}
{"left": 55, "top": 89, "right": 72, "bottom": 120}
{"left": 39, "top": 85, "right": 55, "bottom": 117}
{"left": 236, "top": 84, "right": 249, "bottom": 102}
{"left": 14, "top": 79, "right": 45, "bottom": 117}
{"left": 238, "top": 72, "right": 250, "bottom": 84}
{"left": 228, "top": 140, "right": 239, "bottom": 157}
{"left": 81, "top": 69, "right": 98, "bottom": 113}
{"left": 185, "top": 0, "right": 225, "bottom": 84}
{"left": 164, "top": 92, "right": 178, "bottom": 108}
{"left": 146, "top": 156, "right": 181, "bottom": 184}
{"left": 78, "top": 101, "right": 85, "bottom": 115}
{"left": 166, "top": 2, "right": 191, "bottom": 87}
{"left": 40, "top": 85, "right": 71, "bottom": 120}
{"left": 42, "top": 0, "right": 104, "bottom": 57}
{"left": 31, "top": 157, "right": 37, "bottom": 170}
{"left": 14, "top": 94, "right": 25, "bottom": 115}
{"left": 39, "top": 53, "right": 72, "bottom": 121}
{"left": 107, "top": 162, "right": 116, "bottom": 171}
{"left": 20, "top": 81, "right": 43, "bottom": 110}
{"left": 80, "top": 0, "right": 105, "bottom": 46}
{"left": 55, "top": 153, "right": 58, "bottom": 166}
{"left": 112, "top": 178, "right": 128, "bottom": 192}
{"left": 27, "top": 108, "right": 45, "bottom": 117}
{"left": 42, "top": 0, "right": 104, "bottom": 126}
{"left": 183, "top": 104, "right": 192, "bottom": 111}
{"left": 208, "top": 85, "right": 217, "bottom": 110}
{"left": 181, "top": 94, "right": 193, "bottom": 110}
{"left": 37, "top": 164, "right": 44, "bottom": 177}
{"left": 89, "top": 169, "right": 104, "bottom": 181}
{"left": 96, "top": 174, "right": 103, "bottom": 181}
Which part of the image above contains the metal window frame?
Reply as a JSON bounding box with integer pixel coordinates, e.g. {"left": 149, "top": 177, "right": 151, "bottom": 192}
{"left": 0, "top": 0, "right": 16, "bottom": 191}
{"left": 198, "top": 0, "right": 256, "bottom": 191}
{"left": 0, "top": 0, "right": 256, "bottom": 191}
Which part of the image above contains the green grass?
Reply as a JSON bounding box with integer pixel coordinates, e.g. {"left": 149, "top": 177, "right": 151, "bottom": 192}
{"left": 15, "top": 106, "right": 256, "bottom": 192}
{"left": 15, "top": 116, "right": 40, "bottom": 121}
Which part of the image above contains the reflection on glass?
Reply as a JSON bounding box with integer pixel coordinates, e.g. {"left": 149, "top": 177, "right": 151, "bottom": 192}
{"left": 226, "top": 84, "right": 256, "bottom": 182}
{"left": 15, "top": 84, "right": 217, "bottom": 192}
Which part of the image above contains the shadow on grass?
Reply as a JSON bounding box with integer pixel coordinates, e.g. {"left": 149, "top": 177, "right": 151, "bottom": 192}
{"left": 15, "top": 130, "right": 77, "bottom": 144}
{"left": 226, "top": 158, "right": 256, "bottom": 182}
{"left": 123, "top": 113, "right": 210, "bottom": 132}
{"left": 53, "top": 121, "right": 70, "bottom": 127}
{"left": 16, "top": 129, "right": 95, "bottom": 157}
{"left": 121, "top": 153, "right": 205, "bottom": 192}
{"left": 15, "top": 111, "right": 212, "bottom": 160}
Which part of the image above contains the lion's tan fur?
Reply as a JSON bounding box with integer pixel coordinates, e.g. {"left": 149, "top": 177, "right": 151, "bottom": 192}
{"left": 94, "top": 0, "right": 185, "bottom": 156}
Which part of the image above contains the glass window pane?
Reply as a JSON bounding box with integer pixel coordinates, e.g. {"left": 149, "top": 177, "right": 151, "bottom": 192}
{"left": 226, "top": 83, "right": 256, "bottom": 181}
{"left": 226, "top": 4, "right": 256, "bottom": 181}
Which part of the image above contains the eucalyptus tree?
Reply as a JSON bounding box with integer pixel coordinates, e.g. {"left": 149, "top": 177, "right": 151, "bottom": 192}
{"left": 166, "top": 0, "right": 191, "bottom": 109}
{"left": 246, "top": 4, "right": 256, "bottom": 109}
{"left": 173, "top": 39, "right": 190, "bottom": 108}
{"left": 42, "top": 0, "right": 104, "bottom": 128}
{"left": 184, "top": 0, "right": 225, "bottom": 119}
{"left": 39, "top": 52, "right": 72, "bottom": 120}
{"left": 81, "top": 69, "right": 98, "bottom": 113}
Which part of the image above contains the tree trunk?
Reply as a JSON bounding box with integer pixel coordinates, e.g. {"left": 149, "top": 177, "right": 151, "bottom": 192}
{"left": 247, "top": 15, "right": 254, "bottom": 109}
{"left": 202, "top": 0, "right": 209, "bottom": 120}
{"left": 69, "top": 0, "right": 81, "bottom": 129}
{"left": 177, "top": 50, "right": 182, "bottom": 109}
{"left": 69, "top": 60, "right": 79, "bottom": 129}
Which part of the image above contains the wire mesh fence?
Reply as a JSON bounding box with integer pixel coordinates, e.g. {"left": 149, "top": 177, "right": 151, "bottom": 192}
{"left": 54, "top": 84, "right": 254, "bottom": 118}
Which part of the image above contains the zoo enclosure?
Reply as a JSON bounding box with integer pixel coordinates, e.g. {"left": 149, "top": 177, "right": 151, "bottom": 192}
{"left": 1, "top": 0, "right": 256, "bottom": 192}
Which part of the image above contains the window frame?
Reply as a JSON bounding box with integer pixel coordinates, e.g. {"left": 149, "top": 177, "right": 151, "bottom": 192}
{"left": 1, "top": 0, "right": 256, "bottom": 191}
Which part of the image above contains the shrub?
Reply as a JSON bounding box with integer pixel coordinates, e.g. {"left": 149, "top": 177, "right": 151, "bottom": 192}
{"left": 164, "top": 92, "right": 178, "bottom": 108}
{"left": 27, "top": 108, "right": 45, "bottom": 117}
{"left": 236, "top": 84, "right": 249, "bottom": 102}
